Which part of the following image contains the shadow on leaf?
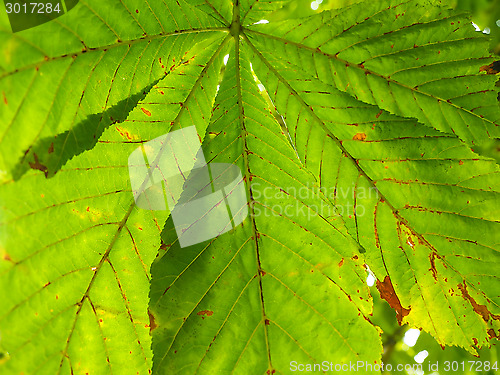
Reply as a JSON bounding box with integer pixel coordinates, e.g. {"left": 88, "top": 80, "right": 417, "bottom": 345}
{"left": 12, "top": 77, "right": 162, "bottom": 180}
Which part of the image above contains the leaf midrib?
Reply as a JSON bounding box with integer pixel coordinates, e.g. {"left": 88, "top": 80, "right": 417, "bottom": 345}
{"left": 234, "top": 29, "right": 274, "bottom": 375}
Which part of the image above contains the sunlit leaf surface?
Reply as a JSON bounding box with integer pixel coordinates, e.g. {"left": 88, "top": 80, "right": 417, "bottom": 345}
{"left": 0, "top": 0, "right": 498, "bottom": 374}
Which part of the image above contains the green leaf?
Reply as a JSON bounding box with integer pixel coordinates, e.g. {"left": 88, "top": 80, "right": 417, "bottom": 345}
{"left": 0, "top": 0, "right": 499, "bottom": 374}
{"left": 0, "top": 29, "right": 228, "bottom": 373}
{"left": 0, "top": 0, "right": 225, "bottom": 179}
{"left": 245, "top": 27, "right": 500, "bottom": 353}
{"left": 245, "top": 0, "right": 500, "bottom": 145}
{"left": 149, "top": 38, "right": 381, "bottom": 374}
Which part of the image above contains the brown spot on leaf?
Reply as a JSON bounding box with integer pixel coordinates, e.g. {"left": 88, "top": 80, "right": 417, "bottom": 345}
{"left": 48, "top": 142, "right": 54, "bottom": 154}
{"left": 459, "top": 160, "right": 464, "bottom": 165}
{"left": 29, "top": 153, "right": 48, "bottom": 177}
{"left": 487, "top": 329, "right": 499, "bottom": 339}
{"left": 376, "top": 275, "right": 410, "bottom": 325}
{"left": 115, "top": 126, "right": 135, "bottom": 140}
{"left": 2, "top": 91, "right": 7, "bottom": 105}
{"left": 265, "top": 319, "right": 270, "bottom": 325}
{"left": 458, "top": 282, "right": 499, "bottom": 322}
{"left": 338, "top": 258, "right": 344, "bottom": 267}
{"left": 429, "top": 252, "right": 440, "bottom": 281}
{"left": 407, "top": 236, "right": 415, "bottom": 248}
{"left": 479, "top": 61, "right": 500, "bottom": 74}
{"left": 197, "top": 310, "right": 213, "bottom": 317}
{"left": 141, "top": 108, "right": 152, "bottom": 116}
{"left": 148, "top": 310, "right": 158, "bottom": 331}
{"left": 353, "top": 133, "right": 367, "bottom": 141}
{"left": 375, "top": 110, "right": 383, "bottom": 119}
